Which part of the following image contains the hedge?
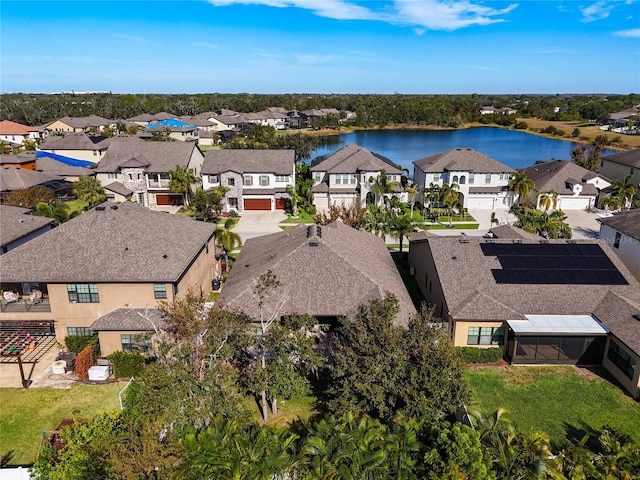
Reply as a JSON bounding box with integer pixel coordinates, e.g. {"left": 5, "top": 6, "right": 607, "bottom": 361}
{"left": 107, "top": 351, "right": 145, "bottom": 378}
{"left": 64, "top": 335, "right": 100, "bottom": 361}
{"left": 76, "top": 345, "right": 94, "bottom": 380}
{"left": 455, "top": 347, "right": 503, "bottom": 364}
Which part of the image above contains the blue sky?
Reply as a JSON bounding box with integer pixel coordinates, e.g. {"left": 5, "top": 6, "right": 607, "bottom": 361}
{"left": 1, "top": 1, "right": 638, "bottom": 94}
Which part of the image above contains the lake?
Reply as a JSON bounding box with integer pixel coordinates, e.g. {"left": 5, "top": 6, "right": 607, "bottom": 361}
{"left": 312, "top": 127, "right": 615, "bottom": 172}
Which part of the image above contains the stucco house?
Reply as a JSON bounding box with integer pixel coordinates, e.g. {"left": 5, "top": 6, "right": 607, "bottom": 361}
{"left": 0, "top": 205, "right": 53, "bottom": 254}
{"left": 0, "top": 120, "right": 43, "bottom": 146}
{"left": 38, "top": 132, "right": 111, "bottom": 163}
{"left": 598, "top": 209, "right": 640, "bottom": 281}
{"left": 95, "top": 137, "right": 204, "bottom": 207}
{"left": 0, "top": 202, "right": 218, "bottom": 355}
{"left": 46, "top": 115, "right": 113, "bottom": 133}
{"left": 408, "top": 232, "right": 640, "bottom": 398}
{"left": 146, "top": 119, "right": 199, "bottom": 142}
{"left": 34, "top": 154, "right": 95, "bottom": 182}
{"left": 412, "top": 148, "right": 515, "bottom": 210}
{"left": 0, "top": 152, "right": 38, "bottom": 170}
{"left": 0, "top": 167, "right": 72, "bottom": 202}
{"left": 519, "top": 159, "right": 611, "bottom": 211}
{"left": 201, "top": 149, "right": 295, "bottom": 212}
{"left": 598, "top": 149, "right": 640, "bottom": 188}
{"left": 310, "top": 144, "right": 402, "bottom": 212}
{"left": 217, "top": 222, "right": 416, "bottom": 326}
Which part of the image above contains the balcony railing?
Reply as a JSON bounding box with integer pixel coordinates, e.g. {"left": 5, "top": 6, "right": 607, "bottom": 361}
{"left": 1, "top": 298, "right": 51, "bottom": 313}
{"left": 148, "top": 180, "right": 171, "bottom": 189}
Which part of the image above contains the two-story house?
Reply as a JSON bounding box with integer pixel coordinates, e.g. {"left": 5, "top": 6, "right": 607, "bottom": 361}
{"left": 45, "top": 115, "right": 114, "bottom": 133}
{"left": 38, "top": 132, "right": 111, "bottom": 163}
{"left": 0, "top": 120, "right": 44, "bottom": 147}
{"left": 201, "top": 149, "right": 295, "bottom": 212}
{"left": 95, "top": 137, "right": 204, "bottom": 207}
{"left": 598, "top": 149, "right": 640, "bottom": 189}
{"left": 413, "top": 148, "right": 515, "bottom": 210}
{"left": 310, "top": 144, "right": 402, "bottom": 212}
{"left": 598, "top": 209, "right": 640, "bottom": 281}
{"left": 0, "top": 205, "right": 53, "bottom": 254}
{"left": 0, "top": 202, "right": 218, "bottom": 355}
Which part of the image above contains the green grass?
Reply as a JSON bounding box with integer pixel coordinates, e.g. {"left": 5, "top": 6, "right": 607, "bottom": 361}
{"left": 464, "top": 366, "right": 640, "bottom": 448}
{"left": 281, "top": 211, "right": 316, "bottom": 224}
{"left": 63, "top": 199, "right": 88, "bottom": 214}
{"left": 416, "top": 223, "right": 479, "bottom": 230}
{"left": 0, "top": 383, "right": 123, "bottom": 465}
{"left": 245, "top": 394, "right": 318, "bottom": 427}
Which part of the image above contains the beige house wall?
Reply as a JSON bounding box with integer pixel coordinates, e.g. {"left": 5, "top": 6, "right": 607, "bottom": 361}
{"left": 407, "top": 239, "right": 448, "bottom": 319}
{"left": 98, "top": 330, "right": 149, "bottom": 356}
{"left": 451, "top": 320, "right": 506, "bottom": 348}
{"left": 46, "top": 120, "right": 79, "bottom": 132}
{"left": 599, "top": 160, "right": 640, "bottom": 187}
{"left": 40, "top": 148, "right": 105, "bottom": 162}
{"left": 175, "top": 238, "right": 217, "bottom": 298}
{"left": 602, "top": 337, "right": 640, "bottom": 399}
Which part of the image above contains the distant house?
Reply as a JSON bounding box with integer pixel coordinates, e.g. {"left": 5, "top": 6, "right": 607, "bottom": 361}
{"left": 0, "top": 120, "right": 43, "bottom": 146}
{"left": 310, "top": 144, "right": 402, "bottom": 212}
{"left": 480, "top": 106, "right": 517, "bottom": 115}
{"left": 0, "top": 152, "right": 38, "bottom": 171}
{"left": 146, "top": 119, "right": 199, "bottom": 142}
{"left": 201, "top": 149, "right": 295, "bottom": 212}
{"left": 38, "top": 132, "right": 111, "bottom": 162}
{"left": 46, "top": 115, "right": 113, "bottom": 133}
{"left": 0, "top": 202, "right": 218, "bottom": 355}
{"left": 408, "top": 233, "right": 640, "bottom": 398}
{"left": 95, "top": 137, "right": 204, "bottom": 207}
{"left": 598, "top": 149, "right": 640, "bottom": 188}
{"left": 0, "top": 205, "right": 53, "bottom": 254}
{"left": 34, "top": 154, "right": 95, "bottom": 182}
{"left": 0, "top": 167, "right": 71, "bottom": 202}
{"left": 598, "top": 209, "right": 640, "bottom": 281}
{"left": 217, "top": 222, "right": 416, "bottom": 325}
{"left": 412, "top": 148, "right": 515, "bottom": 210}
{"left": 519, "top": 160, "right": 611, "bottom": 211}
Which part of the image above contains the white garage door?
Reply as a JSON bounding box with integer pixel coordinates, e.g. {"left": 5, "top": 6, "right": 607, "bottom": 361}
{"left": 466, "top": 196, "right": 496, "bottom": 209}
{"left": 558, "top": 196, "right": 592, "bottom": 210}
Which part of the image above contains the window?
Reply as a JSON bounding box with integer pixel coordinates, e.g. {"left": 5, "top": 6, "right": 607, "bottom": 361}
{"left": 614, "top": 232, "right": 621, "bottom": 249}
{"left": 209, "top": 175, "right": 219, "bottom": 183}
{"left": 459, "top": 176, "right": 466, "bottom": 185}
{"left": 485, "top": 174, "right": 492, "bottom": 184}
{"left": 469, "top": 173, "right": 475, "bottom": 184}
{"left": 121, "top": 334, "right": 152, "bottom": 353}
{"left": 607, "top": 340, "right": 636, "bottom": 379}
{"left": 228, "top": 197, "right": 238, "bottom": 208}
{"left": 138, "top": 193, "right": 145, "bottom": 206}
{"left": 153, "top": 284, "right": 167, "bottom": 299}
{"left": 259, "top": 175, "right": 269, "bottom": 186}
{"left": 467, "top": 326, "right": 505, "bottom": 345}
{"left": 67, "top": 327, "right": 94, "bottom": 336}
{"left": 228, "top": 177, "right": 235, "bottom": 186}
{"left": 67, "top": 284, "right": 99, "bottom": 303}
{"left": 243, "top": 175, "right": 253, "bottom": 186}
{"left": 93, "top": 150, "right": 98, "bottom": 156}
{"left": 275, "top": 175, "right": 290, "bottom": 182}
{"left": 107, "top": 172, "right": 117, "bottom": 180}
{"left": 433, "top": 174, "right": 440, "bottom": 182}
{"left": 335, "top": 174, "right": 356, "bottom": 185}
{"left": 313, "top": 172, "right": 322, "bottom": 182}
{"left": 128, "top": 173, "right": 134, "bottom": 180}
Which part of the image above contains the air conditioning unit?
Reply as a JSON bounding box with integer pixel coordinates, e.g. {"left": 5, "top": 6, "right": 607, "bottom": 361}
{"left": 88, "top": 365, "right": 110, "bottom": 381}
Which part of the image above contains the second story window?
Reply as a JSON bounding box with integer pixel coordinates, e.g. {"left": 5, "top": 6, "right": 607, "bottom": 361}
{"left": 154, "top": 283, "right": 167, "bottom": 299}
{"left": 433, "top": 173, "right": 440, "bottom": 182}
{"left": 67, "top": 283, "right": 99, "bottom": 303}
{"left": 243, "top": 175, "right": 253, "bottom": 186}
{"left": 228, "top": 177, "right": 235, "bottom": 186}
{"left": 259, "top": 175, "right": 269, "bottom": 186}
{"left": 313, "top": 172, "right": 322, "bottom": 182}
{"left": 209, "top": 175, "right": 219, "bottom": 183}
{"left": 275, "top": 175, "right": 290, "bottom": 182}
{"left": 469, "top": 173, "right": 475, "bottom": 184}
{"left": 485, "top": 173, "right": 492, "bottom": 184}
{"left": 107, "top": 172, "right": 117, "bottom": 180}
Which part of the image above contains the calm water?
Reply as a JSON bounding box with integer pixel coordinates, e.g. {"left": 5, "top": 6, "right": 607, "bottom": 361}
{"left": 312, "top": 127, "right": 616, "bottom": 172}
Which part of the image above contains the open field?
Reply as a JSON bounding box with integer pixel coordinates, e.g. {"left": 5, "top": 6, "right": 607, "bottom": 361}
{"left": 464, "top": 365, "right": 640, "bottom": 449}
{"left": 0, "top": 383, "right": 123, "bottom": 465}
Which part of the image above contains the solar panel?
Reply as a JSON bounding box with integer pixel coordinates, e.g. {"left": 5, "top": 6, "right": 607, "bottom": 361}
{"left": 485, "top": 242, "right": 628, "bottom": 285}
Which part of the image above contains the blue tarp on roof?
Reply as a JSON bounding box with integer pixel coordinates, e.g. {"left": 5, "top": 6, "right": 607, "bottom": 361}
{"left": 35, "top": 151, "right": 95, "bottom": 168}
{"left": 148, "top": 118, "right": 196, "bottom": 129}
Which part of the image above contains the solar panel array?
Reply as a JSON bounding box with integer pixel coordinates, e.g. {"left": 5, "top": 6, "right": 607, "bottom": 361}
{"left": 480, "top": 242, "right": 628, "bottom": 285}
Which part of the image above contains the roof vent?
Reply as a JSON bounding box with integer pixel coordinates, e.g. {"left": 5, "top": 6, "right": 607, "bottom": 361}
{"left": 316, "top": 225, "right": 322, "bottom": 237}
{"left": 512, "top": 239, "right": 522, "bottom": 244}
{"left": 309, "top": 240, "right": 319, "bottom": 247}
{"left": 485, "top": 239, "right": 495, "bottom": 243}
{"left": 95, "top": 206, "right": 106, "bottom": 211}
{"left": 162, "top": 254, "right": 168, "bottom": 259}
{"left": 451, "top": 256, "right": 457, "bottom": 260}
{"left": 111, "top": 204, "right": 118, "bottom": 210}
{"left": 633, "top": 314, "right": 640, "bottom": 322}
{"left": 540, "top": 240, "right": 550, "bottom": 244}
{"left": 459, "top": 239, "right": 469, "bottom": 244}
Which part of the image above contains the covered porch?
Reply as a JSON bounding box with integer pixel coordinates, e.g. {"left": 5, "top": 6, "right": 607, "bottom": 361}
{"left": 1, "top": 282, "right": 51, "bottom": 312}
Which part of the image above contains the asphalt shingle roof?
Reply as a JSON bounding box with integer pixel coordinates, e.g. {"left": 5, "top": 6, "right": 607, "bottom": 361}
{"left": 310, "top": 144, "right": 401, "bottom": 175}
{"left": 0, "top": 202, "right": 216, "bottom": 283}
{"left": 592, "top": 292, "right": 640, "bottom": 355}
{"left": 520, "top": 160, "right": 606, "bottom": 195}
{"left": 91, "top": 308, "right": 167, "bottom": 331}
{"left": 40, "top": 132, "right": 110, "bottom": 151}
{"left": 202, "top": 149, "right": 294, "bottom": 175}
{"left": 597, "top": 209, "right": 640, "bottom": 241}
{"left": 218, "top": 222, "right": 416, "bottom": 325}
{"left": 413, "top": 148, "right": 514, "bottom": 174}
{"left": 0, "top": 205, "right": 53, "bottom": 247}
{"left": 96, "top": 137, "right": 199, "bottom": 173}
{"left": 0, "top": 167, "right": 67, "bottom": 192}
{"left": 601, "top": 149, "right": 640, "bottom": 169}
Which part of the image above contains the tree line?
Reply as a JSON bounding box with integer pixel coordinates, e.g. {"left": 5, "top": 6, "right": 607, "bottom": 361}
{"left": 2, "top": 92, "right": 638, "bottom": 127}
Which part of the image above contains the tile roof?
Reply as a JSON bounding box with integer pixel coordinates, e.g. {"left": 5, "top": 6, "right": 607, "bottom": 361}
{"left": 597, "top": 209, "right": 640, "bottom": 241}
{"left": 601, "top": 149, "right": 640, "bottom": 168}
{"left": 217, "top": 222, "right": 416, "bottom": 325}
{"left": 202, "top": 149, "right": 294, "bottom": 175}
{"left": 409, "top": 235, "right": 640, "bottom": 322}
{"left": 0, "top": 120, "right": 42, "bottom": 135}
{"left": 96, "top": 137, "right": 200, "bottom": 173}
{"left": 91, "top": 308, "right": 167, "bottom": 331}
{"left": 592, "top": 292, "right": 640, "bottom": 355}
{"left": 413, "top": 148, "right": 514, "bottom": 174}
{"left": 520, "top": 160, "right": 606, "bottom": 195}
{"left": 40, "top": 132, "right": 110, "bottom": 151}
{"left": 0, "top": 205, "right": 53, "bottom": 247}
{"left": 0, "top": 202, "right": 216, "bottom": 283}
{"left": 310, "top": 144, "right": 401, "bottom": 175}
{"left": 0, "top": 167, "right": 68, "bottom": 192}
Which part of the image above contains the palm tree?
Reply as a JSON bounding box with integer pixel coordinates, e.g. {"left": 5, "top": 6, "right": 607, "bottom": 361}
{"left": 599, "top": 195, "right": 620, "bottom": 212}
{"left": 215, "top": 227, "right": 242, "bottom": 256}
{"left": 32, "top": 202, "right": 80, "bottom": 226}
{"left": 508, "top": 172, "right": 535, "bottom": 206}
{"left": 439, "top": 183, "right": 460, "bottom": 226}
{"left": 168, "top": 165, "right": 200, "bottom": 206}
{"left": 404, "top": 184, "right": 419, "bottom": 219}
{"left": 388, "top": 214, "right": 414, "bottom": 253}
{"left": 369, "top": 170, "right": 397, "bottom": 206}
{"left": 610, "top": 174, "right": 637, "bottom": 210}
{"left": 72, "top": 176, "right": 107, "bottom": 207}
{"left": 423, "top": 182, "right": 441, "bottom": 210}
{"left": 537, "top": 190, "right": 558, "bottom": 212}
{"left": 285, "top": 184, "right": 299, "bottom": 217}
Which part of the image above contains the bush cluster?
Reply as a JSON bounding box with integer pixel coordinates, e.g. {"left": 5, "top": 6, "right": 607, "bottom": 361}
{"left": 455, "top": 347, "right": 503, "bottom": 364}
{"left": 64, "top": 335, "right": 100, "bottom": 360}
{"left": 107, "top": 351, "right": 145, "bottom": 378}
{"left": 76, "top": 345, "right": 94, "bottom": 380}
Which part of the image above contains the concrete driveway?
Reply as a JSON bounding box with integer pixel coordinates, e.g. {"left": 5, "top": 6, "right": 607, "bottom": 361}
{"left": 562, "top": 209, "right": 603, "bottom": 239}
{"left": 232, "top": 210, "right": 288, "bottom": 242}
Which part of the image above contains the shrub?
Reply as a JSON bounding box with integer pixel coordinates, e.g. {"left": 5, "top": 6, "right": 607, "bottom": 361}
{"left": 227, "top": 209, "right": 239, "bottom": 218}
{"left": 571, "top": 128, "right": 581, "bottom": 138}
{"left": 306, "top": 205, "right": 317, "bottom": 215}
{"left": 514, "top": 121, "right": 528, "bottom": 130}
{"left": 64, "top": 335, "right": 100, "bottom": 360}
{"left": 455, "top": 347, "right": 503, "bottom": 364}
{"left": 76, "top": 345, "right": 94, "bottom": 380}
{"left": 107, "top": 351, "right": 145, "bottom": 378}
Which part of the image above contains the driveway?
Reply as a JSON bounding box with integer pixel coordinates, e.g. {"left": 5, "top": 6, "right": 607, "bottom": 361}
{"left": 232, "top": 210, "right": 287, "bottom": 242}
{"left": 562, "top": 209, "right": 603, "bottom": 239}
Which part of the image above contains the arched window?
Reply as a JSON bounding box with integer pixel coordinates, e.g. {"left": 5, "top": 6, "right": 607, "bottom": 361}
{"left": 452, "top": 175, "right": 459, "bottom": 183}
{"left": 459, "top": 175, "right": 466, "bottom": 184}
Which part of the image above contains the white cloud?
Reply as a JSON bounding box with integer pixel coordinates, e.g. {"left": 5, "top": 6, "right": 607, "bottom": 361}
{"left": 613, "top": 28, "right": 640, "bottom": 37}
{"left": 194, "top": 42, "right": 220, "bottom": 49}
{"left": 580, "top": 1, "right": 615, "bottom": 22}
{"left": 208, "top": 0, "right": 518, "bottom": 30}
{"left": 295, "top": 53, "right": 340, "bottom": 64}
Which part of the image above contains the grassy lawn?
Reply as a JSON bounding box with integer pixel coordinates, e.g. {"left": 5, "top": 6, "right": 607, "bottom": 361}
{"left": 281, "top": 211, "right": 316, "bottom": 224}
{"left": 464, "top": 366, "right": 640, "bottom": 449}
{"left": 0, "top": 383, "right": 123, "bottom": 465}
{"left": 63, "top": 199, "right": 88, "bottom": 214}
{"left": 246, "top": 394, "right": 318, "bottom": 428}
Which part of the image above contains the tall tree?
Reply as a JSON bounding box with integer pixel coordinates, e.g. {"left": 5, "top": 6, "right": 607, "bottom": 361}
{"left": 536, "top": 190, "right": 558, "bottom": 212}
{"left": 168, "top": 165, "right": 200, "bottom": 206}
{"left": 4, "top": 186, "right": 55, "bottom": 208}
{"left": 508, "top": 172, "right": 535, "bottom": 206}
{"left": 72, "top": 176, "right": 106, "bottom": 207}
{"left": 388, "top": 213, "right": 414, "bottom": 253}
{"left": 369, "top": 170, "right": 398, "bottom": 206}
{"left": 610, "top": 174, "right": 637, "bottom": 210}
{"left": 31, "top": 201, "right": 80, "bottom": 226}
